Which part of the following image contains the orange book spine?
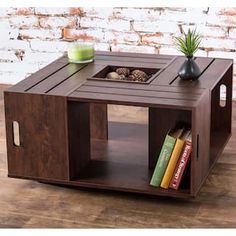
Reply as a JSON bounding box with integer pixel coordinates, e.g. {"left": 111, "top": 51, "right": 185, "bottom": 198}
{"left": 169, "top": 140, "right": 192, "bottom": 190}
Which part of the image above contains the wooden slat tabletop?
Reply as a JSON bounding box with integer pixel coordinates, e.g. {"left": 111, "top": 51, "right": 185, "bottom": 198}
{"left": 5, "top": 51, "right": 233, "bottom": 108}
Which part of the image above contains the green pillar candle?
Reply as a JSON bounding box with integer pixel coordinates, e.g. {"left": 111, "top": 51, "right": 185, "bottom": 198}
{"left": 67, "top": 42, "right": 94, "bottom": 63}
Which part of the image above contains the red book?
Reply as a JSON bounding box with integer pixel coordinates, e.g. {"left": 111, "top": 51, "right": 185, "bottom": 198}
{"left": 169, "top": 133, "right": 192, "bottom": 190}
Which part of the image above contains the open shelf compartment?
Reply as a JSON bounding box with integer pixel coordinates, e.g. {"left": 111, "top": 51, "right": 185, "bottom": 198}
{"left": 67, "top": 102, "right": 192, "bottom": 198}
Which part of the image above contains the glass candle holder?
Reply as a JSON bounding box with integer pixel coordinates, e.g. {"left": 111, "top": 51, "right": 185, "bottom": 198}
{"left": 67, "top": 41, "right": 94, "bottom": 63}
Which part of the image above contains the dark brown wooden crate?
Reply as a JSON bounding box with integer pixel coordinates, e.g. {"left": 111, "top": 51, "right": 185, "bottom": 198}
{"left": 4, "top": 51, "right": 233, "bottom": 198}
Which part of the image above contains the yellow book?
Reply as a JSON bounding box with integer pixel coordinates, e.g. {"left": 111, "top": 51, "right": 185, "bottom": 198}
{"left": 160, "top": 130, "right": 191, "bottom": 189}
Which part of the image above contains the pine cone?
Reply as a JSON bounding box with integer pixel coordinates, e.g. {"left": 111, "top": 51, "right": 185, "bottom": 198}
{"left": 106, "top": 72, "right": 120, "bottom": 80}
{"left": 119, "top": 74, "right": 126, "bottom": 80}
{"left": 116, "top": 67, "right": 130, "bottom": 77}
{"left": 127, "top": 74, "right": 136, "bottom": 81}
{"left": 131, "top": 70, "right": 149, "bottom": 82}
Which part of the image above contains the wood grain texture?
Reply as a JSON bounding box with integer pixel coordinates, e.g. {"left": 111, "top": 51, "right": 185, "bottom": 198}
{"left": 90, "top": 103, "right": 108, "bottom": 140}
{"left": 68, "top": 101, "right": 91, "bottom": 180}
{"left": 1, "top": 84, "right": 236, "bottom": 228}
{"left": 149, "top": 107, "right": 192, "bottom": 169}
{"left": 4, "top": 92, "right": 69, "bottom": 180}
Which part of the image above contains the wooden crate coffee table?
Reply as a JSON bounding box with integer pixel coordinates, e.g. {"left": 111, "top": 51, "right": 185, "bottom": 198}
{"left": 4, "top": 51, "right": 233, "bottom": 198}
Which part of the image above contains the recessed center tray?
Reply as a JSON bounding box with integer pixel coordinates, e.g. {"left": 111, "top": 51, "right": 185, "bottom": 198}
{"left": 88, "top": 65, "right": 160, "bottom": 84}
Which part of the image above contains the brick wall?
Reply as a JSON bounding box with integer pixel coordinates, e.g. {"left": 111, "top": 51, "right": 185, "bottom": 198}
{"left": 0, "top": 7, "right": 236, "bottom": 97}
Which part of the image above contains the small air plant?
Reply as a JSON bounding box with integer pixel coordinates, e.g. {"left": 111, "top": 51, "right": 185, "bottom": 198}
{"left": 175, "top": 28, "right": 201, "bottom": 58}
{"left": 175, "top": 29, "right": 202, "bottom": 80}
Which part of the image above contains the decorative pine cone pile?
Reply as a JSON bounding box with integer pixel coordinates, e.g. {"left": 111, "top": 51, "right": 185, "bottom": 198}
{"left": 116, "top": 67, "right": 130, "bottom": 77}
{"left": 106, "top": 67, "right": 149, "bottom": 82}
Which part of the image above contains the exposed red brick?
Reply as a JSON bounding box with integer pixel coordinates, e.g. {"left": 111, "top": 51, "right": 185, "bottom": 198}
{"left": 39, "top": 16, "right": 77, "bottom": 29}
{"left": 141, "top": 32, "right": 164, "bottom": 45}
{"left": 69, "top": 8, "right": 81, "bottom": 16}
{"left": 142, "top": 32, "right": 163, "bottom": 37}
{"left": 8, "top": 8, "right": 34, "bottom": 16}
{"left": 63, "top": 28, "right": 94, "bottom": 41}
{"left": 219, "top": 8, "right": 236, "bottom": 16}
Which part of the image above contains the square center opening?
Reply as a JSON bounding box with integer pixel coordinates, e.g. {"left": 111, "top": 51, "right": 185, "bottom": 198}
{"left": 89, "top": 65, "right": 160, "bottom": 84}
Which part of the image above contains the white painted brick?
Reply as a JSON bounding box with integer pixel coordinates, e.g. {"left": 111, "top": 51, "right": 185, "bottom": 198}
{"left": 5, "top": 7, "right": 35, "bottom": 16}
{"left": 0, "top": 50, "right": 19, "bottom": 61}
{"left": 9, "top": 16, "right": 39, "bottom": 28}
{"left": 80, "top": 17, "right": 130, "bottom": 31}
{"left": 217, "top": 8, "right": 236, "bottom": 16}
{"left": 80, "top": 17, "right": 107, "bottom": 28}
{"left": 105, "top": 31, "right": 140, "bottom": 44}
{"left": 158, "top": 46, "right": 207, "bottom": 57}
{"left": 94, "top": 43, "right": 110, "bottom": 51}
{"left": 208, "top": 51, "right": 236, "bottom": 61}
{"left": 111, "top": 44, "right": 157, "bottom": 54}
{"left": 133, "top": 21, "right": 179, "bottom": 34}
{"left": 112, "top": 8, "right": 162, "bottom": 21}
{"left": 19, "top": 29, "right": 62, "bottom": 40}
{"left": 0, "top": 19, "right": 20, "bottom": 40}
{"left": 108, "top": 19, "right": 131, "bottom": 31}
{"left": 0, "top": 7, "right": 9, "bottom": 17}
{"left": 0, "top": 71, "right": 29, "bottom": 84}
{"left": 201, "top": 37, "right": 236, "bottom": 50}
{"left": 82, "top": 7, "right": 113, "bottom": 19}
{"left": 0, "top": 40, "right": 30, "bottom": 50}
{"left": 0, "top": 61, "right": 39, "bottom": 74}
{"left": 30, "top": 40, "right": 68, "bottom": 52}
{"left": 35, "top": 8, "right": 79, "bottom": 16}
{"left": 39, "top": 16, "right": 77, "bottom": 29}
{"left": 159, "top": 46, "right": 181, "bottom": 56}
{"left": 229, "top": 28, "right": 236, "bottom": 39}
{"left": 0, "top": 19, "right": 10, "bottom": 29}
{"left": 206, "top": 13, "right": 236, "bottom": 27}
{"left": 23, "top": 52, "right": 63, "bottom": 64}
{"left": 180, "top": 24, "right": 227, "bottom": 38}
{"left": 0, "top": 20, "right": 12, "bottom": 41}
{"left": 141, "top": 33, "right": 173, "bottom": 46}
{"left": 160, "top": 8, "right": 207, "bottom": 24}
{"left": 194, "top": 49, "right": 208, "bottom": 57}
{"left": 195, "top": 25, "right": 227, "bottom": 38}
{"left": 207, "top": 7, "right": 222, "bottom": 15}
{"left": 8, "top": 29, "right": 20, "bottom": 40}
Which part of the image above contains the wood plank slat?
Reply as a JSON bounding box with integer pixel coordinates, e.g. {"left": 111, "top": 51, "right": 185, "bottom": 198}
{"left": 83, "top": 80, "right": 205, "bottom": 95}
{"left": 27, "top": 63, "right": 87, "bottom": 94}
{"left": 95, "top": 55, "right": 170, "bottom": 64}
{"left": 69, "top": 90, "right": 197, "bottom": 109}
{"left": 47, "top": 64, "right": 107, "bottom": 96}
{"left": 95, "top": 50, "right": 174, "bottom": 60}
{"left": 150, "top": 56, "right": 186, "bottom": 85}
{"left": 187, "top": 59, "right": 233, "bottom": 89}
{"left": 94, "top": 60, "right": 165, "bottom": 69}
{"left": 171, "top": 57, "right": 214, "bottom": 86}
{"left": 7, "top": 56, "right": 68, "bottom": 93}
{"left": 77, "top": 85, "right": 201, "bottom": 101}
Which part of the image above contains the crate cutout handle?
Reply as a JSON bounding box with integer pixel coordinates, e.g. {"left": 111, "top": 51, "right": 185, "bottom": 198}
{"left": 12, "top": 121, "right": 20, "bottom": 147}
{"left": 196, "top": 134, "right": 199, "bottom": 160}
{"left": 219, "top": 84, "right": 226, "bottom": 107}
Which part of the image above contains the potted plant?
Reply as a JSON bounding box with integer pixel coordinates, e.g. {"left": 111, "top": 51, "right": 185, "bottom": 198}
{"left": 175, "top": 29, "right": 202, "bottom": 80}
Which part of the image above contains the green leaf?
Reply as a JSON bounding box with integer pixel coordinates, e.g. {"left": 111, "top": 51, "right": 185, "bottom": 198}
{"left": 174, "top": 28, "right": 201, "bottom": 57}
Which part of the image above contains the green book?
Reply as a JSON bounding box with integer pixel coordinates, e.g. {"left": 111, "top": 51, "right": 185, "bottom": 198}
{"left": 150, "top": 128, "right": 183, "bottom": 187}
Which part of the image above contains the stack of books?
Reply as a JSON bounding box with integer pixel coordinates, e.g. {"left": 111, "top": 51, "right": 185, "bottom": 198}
{"left": 150, "top": 127, "right": 192, "bottom": 190}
